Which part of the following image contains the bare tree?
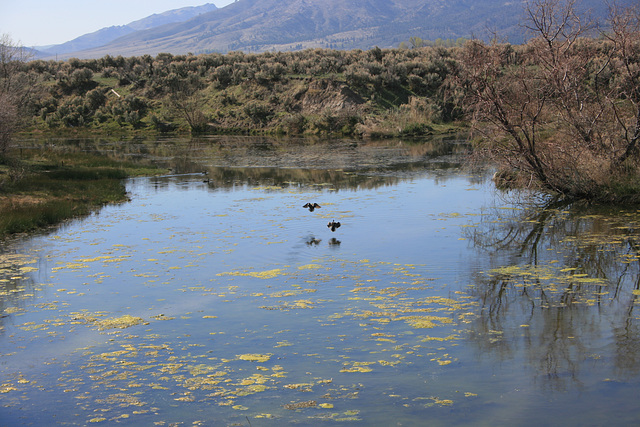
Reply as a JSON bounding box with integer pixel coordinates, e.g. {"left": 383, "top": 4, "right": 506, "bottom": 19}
{"left": 603, "top": 3, "right": 640, "bottom": 167}
{"left": 0, "top": 34, "right": 33, "bottom": 153}
{"left": 459, "top": 0, "right": 640, "bottom": 202}
{"left": 0, "top": 92, "right": 18, "bottom": 153}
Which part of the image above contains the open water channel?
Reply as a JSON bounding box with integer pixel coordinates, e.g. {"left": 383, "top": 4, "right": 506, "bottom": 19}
{"left": 1, "top": 136, "right": 640, "bottom": 426}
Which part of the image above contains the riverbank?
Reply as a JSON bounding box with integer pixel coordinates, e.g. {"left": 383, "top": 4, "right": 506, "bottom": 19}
{"left": 0, "top": 150, "right": 166, "bottom": 238}
{"left": 16, "top": 119, "right": 465, "bottom": 140}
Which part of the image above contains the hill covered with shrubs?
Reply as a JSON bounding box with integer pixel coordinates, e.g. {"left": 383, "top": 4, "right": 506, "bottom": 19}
{"left": 18, "top": 46, "right": 464, "bottom": 138}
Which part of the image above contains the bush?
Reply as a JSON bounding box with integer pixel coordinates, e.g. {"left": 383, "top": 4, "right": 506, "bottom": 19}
{"left": 283, "top": 114, "right": 307, "bottom": 135}
{"left": 400, "top": 122, "right": 433, "bottom": 137}
{"left": 243, "top": 101, "right": 273, "bottom": 123}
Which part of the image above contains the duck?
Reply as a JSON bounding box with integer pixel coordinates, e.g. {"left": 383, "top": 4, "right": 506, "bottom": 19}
{"left": 303, "top": 202, "right": 321, "bottom": 212}
{"left": 327, "top": 220, "right": 341, "bottom": 232}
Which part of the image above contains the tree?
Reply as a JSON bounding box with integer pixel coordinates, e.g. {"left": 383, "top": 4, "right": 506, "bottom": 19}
{"left": 0, "top": 34, "right": 32, "bottom": 153}
{"left": 167, "top": 78, "right": 208, "bottom": 133}
{"left": 603, "top": 2, "right": 640, "bottom": 167}
{"left": 0, "top": 91, "right": 17, "bottom": 153}
{"left": 459, "top": 0, "right": 640, "bottom": 203}
{"left": 409, "top": 36, "right": 424, "bottom": 49}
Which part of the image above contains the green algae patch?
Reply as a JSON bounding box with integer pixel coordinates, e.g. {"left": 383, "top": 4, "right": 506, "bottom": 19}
{"left": 421, "top": 334, "right": 460, "bottom": 342}
{"left": 431, "top": 397, "right": 454, "bottom": 406}
{"left": 217, "top": 268, "right": 286, "bottom": 279}
{"left": 95, "top": 315, "right": 145, "bottom": 330}
{"left": 237, "top": 353, "right": 272, "bottom": 362}
{"left": 283, "top": 400, "right": 317, "bottom": 410}
{"left": 400, "top": 315, "right": 454, "bottom": 329}
{"left": 486, "top": 263, "right": 610, "bottom": 307}
{"left": 340, "top": 361, "right": 375, "bottom": 373}
{"left": 489, "top": 264, "right": 608, "bottom": 289}
{"left": 298, "top": 264, "right": 322, "bottom": 270}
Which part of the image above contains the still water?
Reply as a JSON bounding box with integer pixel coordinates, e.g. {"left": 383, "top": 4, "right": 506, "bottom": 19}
{"left": 1, "top": 137, "right": 640, "bottom": 426}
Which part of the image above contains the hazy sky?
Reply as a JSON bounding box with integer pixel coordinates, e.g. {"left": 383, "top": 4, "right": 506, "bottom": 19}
{"left": 0, "top": 1, "right": 236, "bottom": 47}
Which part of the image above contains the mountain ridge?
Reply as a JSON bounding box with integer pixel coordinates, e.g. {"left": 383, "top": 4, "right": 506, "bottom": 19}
{"left": 44, "top": 0, "right": 631, "bottom": 59}
{"left": 37, "top": 3, "right": 218, "bottom": 57}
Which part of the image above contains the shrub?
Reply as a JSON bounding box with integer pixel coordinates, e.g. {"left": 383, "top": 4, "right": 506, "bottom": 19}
{"left": 243, "top": 101, "right": 273, "bottom": 124}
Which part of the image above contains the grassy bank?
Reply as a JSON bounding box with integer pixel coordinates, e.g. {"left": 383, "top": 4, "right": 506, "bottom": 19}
{"left": 0, "top": 152, "right": 166, "bottom": 238}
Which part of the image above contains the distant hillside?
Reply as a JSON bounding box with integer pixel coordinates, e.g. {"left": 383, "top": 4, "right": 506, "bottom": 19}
{"left": 51, "top": 0, "right": 634, "bottom": 59}
{"left": 38, "top": 27, "right": 135, "bottom": 57}
{"left": 126, "top": 3, "right": 218, "bottom": 31}
{"left": 38, "top": 3, "right": 218, "bottom": 57}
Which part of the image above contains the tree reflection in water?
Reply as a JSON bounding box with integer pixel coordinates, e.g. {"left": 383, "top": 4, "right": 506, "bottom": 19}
{"left": 466, "top": 193, "right": 640, "bottom": 390}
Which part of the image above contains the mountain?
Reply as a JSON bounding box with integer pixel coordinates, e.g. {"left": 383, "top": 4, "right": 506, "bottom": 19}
{"left": 38, "top": 3, "right": 218, "bottom": 57}
{"left": 50, "top": 0, "right": 632, "bottom": 59}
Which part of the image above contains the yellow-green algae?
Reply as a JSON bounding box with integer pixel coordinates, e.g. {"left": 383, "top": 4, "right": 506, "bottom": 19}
{"left": 217, "top": 268, "right": 286, "bottom": 279}
{"left": 1, "top": 254, "right": 476, "bottom": 423}
{"left": 95, "top": 315, "right": 146, "bottom": 330}
{"left": 237, "top": 353, "right": 272, "bottom": 362}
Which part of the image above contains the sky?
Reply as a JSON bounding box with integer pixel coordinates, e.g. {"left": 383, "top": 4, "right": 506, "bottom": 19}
{"left": 0, "top": 0, "right": 236, "bottom": 47}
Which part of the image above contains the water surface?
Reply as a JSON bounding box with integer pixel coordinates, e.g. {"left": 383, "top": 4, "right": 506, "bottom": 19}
{"left": 1, "top": 136, "right": 640, "bottom": 426}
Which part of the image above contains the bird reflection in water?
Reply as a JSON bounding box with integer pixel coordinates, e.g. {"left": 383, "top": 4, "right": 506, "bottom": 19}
{"left": 306, "top": 237, "right": 322, "bottom": 246}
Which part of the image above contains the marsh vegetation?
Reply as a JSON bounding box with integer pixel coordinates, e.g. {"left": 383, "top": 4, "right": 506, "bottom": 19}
{"left": 0, "top": 142, "right": 166, "bottom": 237}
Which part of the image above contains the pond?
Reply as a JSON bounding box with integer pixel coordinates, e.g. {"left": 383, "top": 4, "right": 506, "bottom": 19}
{"left": 1, "top": 136, "right": 640, "bottom": 426}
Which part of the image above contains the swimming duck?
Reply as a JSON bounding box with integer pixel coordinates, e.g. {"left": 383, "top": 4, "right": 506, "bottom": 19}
{"left": 327, "top": 220, "right": 341, "bottom": 232}
{"left": 303, "top": 202, "right": 321, "bottom": 212}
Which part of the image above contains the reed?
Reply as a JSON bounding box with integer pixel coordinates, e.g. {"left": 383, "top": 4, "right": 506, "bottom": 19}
{"left": 0, "top": 200, "right": 74, "bottom": 235}
{"left": 0, "top": 159, "right": 137, "bottom": 237}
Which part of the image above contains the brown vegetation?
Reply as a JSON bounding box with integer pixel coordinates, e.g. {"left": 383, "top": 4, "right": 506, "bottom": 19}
{"left": 459, "top": 0, "right": 640, "bottom": 202}
{"left": 0, "top": 34, "right": 33, "bottom": 153}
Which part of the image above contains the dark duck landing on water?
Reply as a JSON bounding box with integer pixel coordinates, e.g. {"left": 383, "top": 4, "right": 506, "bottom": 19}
{"left": 327, "top": 220, "right": 341, "bottom": 232}
{"left": 303, "top": 202, "right": 321, "bottom": 212}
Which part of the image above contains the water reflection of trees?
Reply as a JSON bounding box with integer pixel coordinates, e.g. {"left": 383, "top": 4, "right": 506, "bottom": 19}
{"left": 14, "top": 134, "right": 479, "bottom": 192}
{"left": 466, "top": 195, "right": 640, "bottom": 389}
{"left": 205, "top": 166, "right": 407, "bottom": 191}
{"left": 86, "top": 134, "right": 471, "bottom": 191}
{"left": 17, "top": 134, "right": 469, "bottom": 172}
